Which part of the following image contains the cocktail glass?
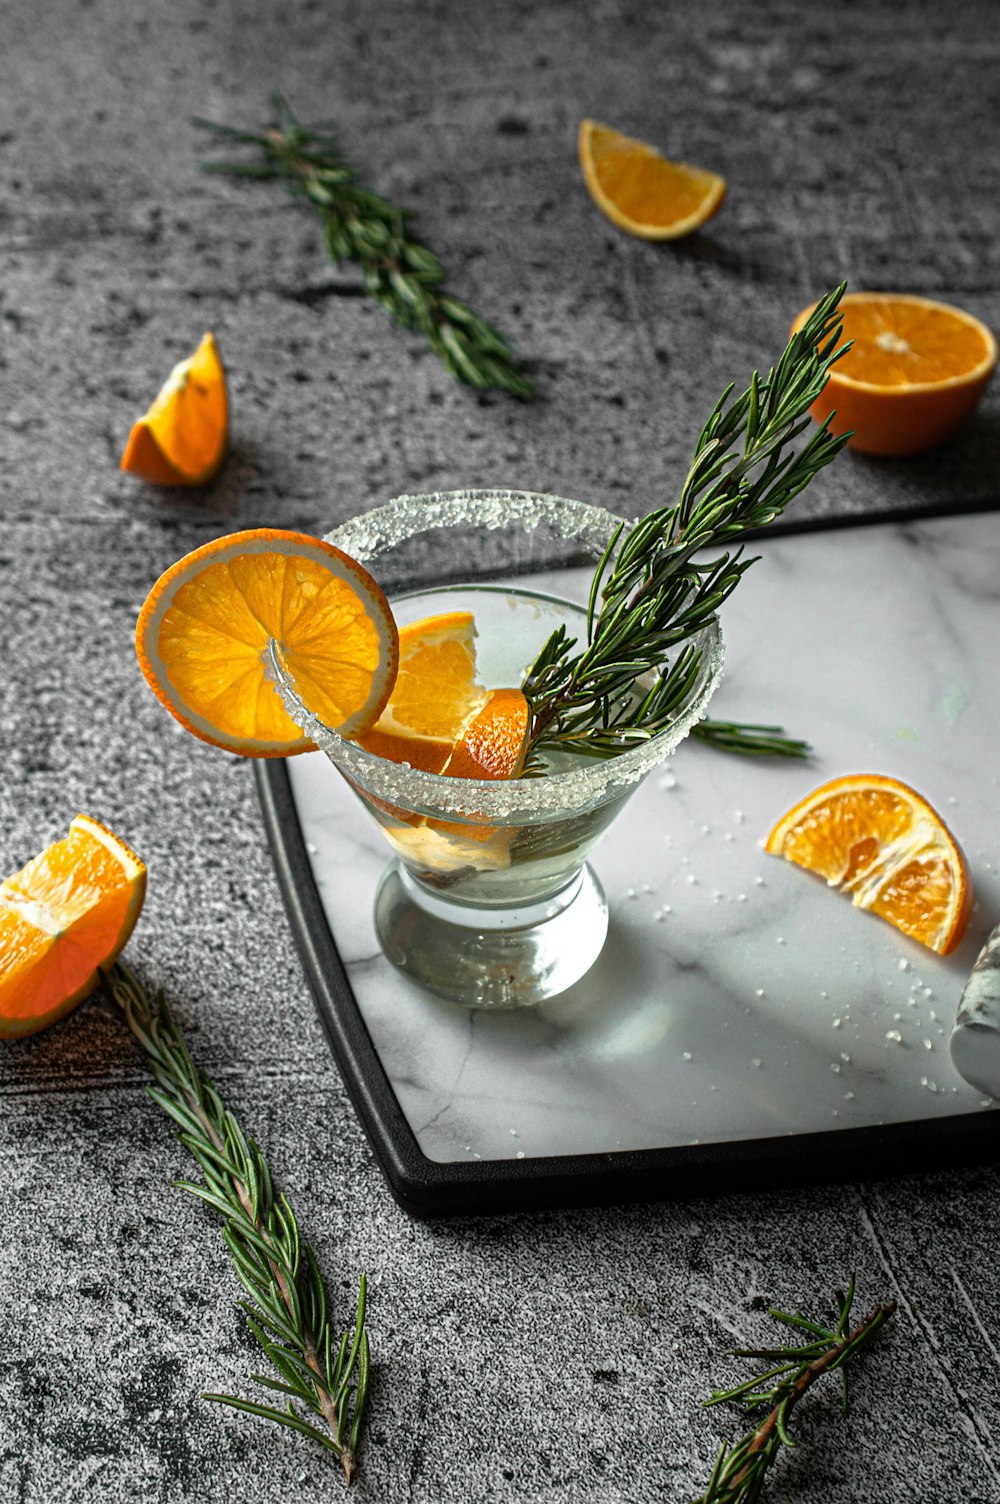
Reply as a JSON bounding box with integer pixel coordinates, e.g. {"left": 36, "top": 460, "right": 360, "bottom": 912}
{"left": 268, "top": 490, "right": 723, "bottom": 1010}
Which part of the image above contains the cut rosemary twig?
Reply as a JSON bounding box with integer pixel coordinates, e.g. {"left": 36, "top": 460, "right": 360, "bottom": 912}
{"left": 690, "top": 719, "right": 811, "bottom": 759}
{"left": 107, "top": 961, "right": 369, "bottom": 1486}
{"left": 193, "top": 93, "right": 533, "bottom": 398}
{"left": 693, "top": 1276, "right": 896, "bottom": 1504}
{"left": 520, "top": 285, "right": 852, "bottom": 766}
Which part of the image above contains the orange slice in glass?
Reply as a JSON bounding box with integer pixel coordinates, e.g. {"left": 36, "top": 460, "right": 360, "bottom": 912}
{"left": 136, "top": 529, "right": 399, "bottom": 757}
{"left": 444, "top": 688, "right": 530, "bottom": 780}
{"left": 792, "top": 292, "right": 997, "bottom": 455}
{"left": 765, "top": 774, "right": 972, "bottom": 955}
{"left": 0, "top": 815, "right": 146, "bottom": 1038}
{"left": 356, "top": 611, "right": 489, "bottom": 773}
{"left": 578, "top": 119, "right": 726, "bottom": 240}
{"left": 121, "top": 332, "right": 229, "bottom": 486}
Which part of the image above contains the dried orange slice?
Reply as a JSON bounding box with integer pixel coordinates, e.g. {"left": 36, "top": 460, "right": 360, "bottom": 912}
{"left": 356, "top": 611, "right": 489, "bottom": 773}
{"left": 0, "top": 815, "right": 146, "bottom": 1038}
{"left": 578, "top": 119, "right": 726, "bottom": 240}
{"left": 765, "top": 774, "right": 972, "bottom": 955}
{"left": 136, "top": 529, "right": 398, "bottom": 757}
{"left": 792, "top": 292, "right": 997, "bottom": 455}
{"left": 121, "top": 332, "right": 229, "bottom": 486}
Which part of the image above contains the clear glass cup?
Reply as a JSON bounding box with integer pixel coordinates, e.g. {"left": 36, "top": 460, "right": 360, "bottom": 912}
{"left": 268, "top": 490, "right": 724, "bottom": 1010}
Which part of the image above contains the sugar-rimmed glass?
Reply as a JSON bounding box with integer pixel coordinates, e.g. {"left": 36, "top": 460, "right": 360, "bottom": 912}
{"left": 268, "top": 490, "right": 723, "bottom": 1010}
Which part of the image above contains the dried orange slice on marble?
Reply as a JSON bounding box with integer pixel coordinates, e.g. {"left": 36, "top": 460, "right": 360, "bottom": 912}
{"left": 765, "top": 774, "right": 972, "bottom": 955}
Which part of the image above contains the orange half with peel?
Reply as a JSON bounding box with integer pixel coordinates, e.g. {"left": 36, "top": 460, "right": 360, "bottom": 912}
{"left": 578, "top": 119, "right": 726, "bottom": 240}
{"left": 765, "top": 773, "right": 972, "bottom": 956}
{"left": 136, "top": 529, "right": 399, "bottom": 757}
{"left": 0, "top": 815, "right": 146, "bottom": 1038}
{"left": 792, "top": 292, "right": 997, "bottom": 455}
{"left": 121, "top": 332, "right": 229, "bottom": 486}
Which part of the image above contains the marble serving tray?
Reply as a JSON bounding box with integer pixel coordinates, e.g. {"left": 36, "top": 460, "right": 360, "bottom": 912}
{"left": 257, "top": 510, "right": 1000, "bottom": 1216}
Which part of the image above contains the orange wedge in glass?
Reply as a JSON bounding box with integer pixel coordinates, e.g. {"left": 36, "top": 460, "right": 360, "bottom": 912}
{"left": 444, "top": 688, "right": 530, "bottom": 780}
{"left": 578, "top": 119, "right": 726, "bottom": 240}
{"left": 765, "top": 774, "right": 972, "bottom": 955}
{"left": 0, "top": 815, "right": 146, "bottom": 1038}
{"left": 136, "top": 529, "right": 399, "bottom": 757}
{"left": 792, "top": 292, "right": 997, "bottom": 455}
{"left": 121, "top": 332, "right": 229, "bottom": 486}
{"left": 356, "top": 611, "right": 489, "bottom": 773}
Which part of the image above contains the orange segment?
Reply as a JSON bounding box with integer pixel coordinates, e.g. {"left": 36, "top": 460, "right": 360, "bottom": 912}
{"left": 792, "top": 292, "right": 997, "bottom": 455}
{"left": 444, "top": 688, "right": 530, "bottom": 780}
{"left": 121, "top": 332, "right": 229, "bottom": 486}
{"left": 356, "top": 611, "right": 488, "bottom": 773}
{"left": 578, "top": 119, "right": 726, "bottom": 240}
{"left": 765, "top": 774, "right": 972, "bottom": 956}
{"left": 0, "top": 815, "right": 146, "bottom": 1038}
{"left": 136, "top": 529, "right": 399, "bottom": 757}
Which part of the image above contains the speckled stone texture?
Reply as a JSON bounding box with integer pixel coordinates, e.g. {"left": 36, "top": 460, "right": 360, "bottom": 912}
{"left": 2, "top": 0, "right": 1000, "bottom": 1500}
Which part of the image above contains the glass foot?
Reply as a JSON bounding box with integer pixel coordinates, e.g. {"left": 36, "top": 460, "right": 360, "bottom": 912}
{"left": 373, "top": 860, "right": 609, "bottom": 1009}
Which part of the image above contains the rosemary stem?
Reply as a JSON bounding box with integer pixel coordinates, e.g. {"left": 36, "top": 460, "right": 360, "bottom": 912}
{"left": 730, "top": 1300, "right": 896, "bottom": 1491}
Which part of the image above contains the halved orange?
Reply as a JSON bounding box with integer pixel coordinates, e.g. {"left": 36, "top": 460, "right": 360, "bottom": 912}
{"left": 578, "top": 119, "right": 726, "bottom": 240}
{"left": 136, "top": 529, "right": 399, "bottom": 757}
{"left": 121, "top": 332, "right": 229, "bottom": 486}
{"left": 356, "top": 611, "right": 488, "bottom": 773}
{"left": 791, "top": 292, "right": 997, "bottom": 455}
{"left": 765, "top": 774, "right": 972, "bottom": 955}
{"left": 0, "top": 815, "right": 146, "bottom": 1038}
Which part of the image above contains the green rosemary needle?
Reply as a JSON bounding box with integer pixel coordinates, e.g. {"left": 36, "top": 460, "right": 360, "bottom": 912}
{"left": 106, "top": 961, "right": 370, "bottom": 1486}
{"left": 693, "top": 1276, "right": 896, "bottom": 1504}
{"left": 193, "top": 93, "right": 533, "bottom": 398}
{"left": 520, "top": 285, "right": 852, "bottom": 764}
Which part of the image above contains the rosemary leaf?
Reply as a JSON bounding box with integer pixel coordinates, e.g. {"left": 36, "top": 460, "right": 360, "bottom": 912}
{"left": 194, "top": 93, "right": 532, "bottom": 398}
{"left": 106, "top": 961, "right": 370, "bottom": 1486}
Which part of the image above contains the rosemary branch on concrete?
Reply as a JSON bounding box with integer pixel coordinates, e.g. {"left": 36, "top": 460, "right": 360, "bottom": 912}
{"left": 107, "top": 961, "right": 369, "bottom": 1486}
{"left": 521, "top": 285, "right": 851, "bottom": 766}
{"left": 193, "top": 93, "right": 533, "bottom": 398}
{"left": 693, "top": 1275, "right": 896, "bottom": 1504}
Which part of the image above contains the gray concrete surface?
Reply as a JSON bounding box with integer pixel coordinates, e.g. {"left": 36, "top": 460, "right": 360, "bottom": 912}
{"left": 2, "top": 1, "right": 1000, "bottom": 1501}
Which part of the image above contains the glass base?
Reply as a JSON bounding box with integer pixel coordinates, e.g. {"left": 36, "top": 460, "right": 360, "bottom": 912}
{"left": 373, "top": 859, "right": 609, "bottom": 1010}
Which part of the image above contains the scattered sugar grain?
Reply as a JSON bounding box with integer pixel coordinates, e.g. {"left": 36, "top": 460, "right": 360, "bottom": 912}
{"left": 753, "top": 876, "right": 765, "bottom": 886}
{"left": 755, "top": 988, "right": 765, "bottom": 997}
{"left": 886, "top": 1029, "right": 903, "bottom": 1043}
{"left": 924, "top": 1039, "right": 933, "bottom": 1050}
{"left": 737, "top": 892, "right": 747, "bottom": 902}
{"left": 682, "top": 1051, "right": 693, "bottom": 1062}
{"left": 898, "top": 958, "right": 910, "bottom": 971}
{"left": 751, "top": 1058, "right": 762, "bottom": 1068}
{"left": 830, "top": 1062, "right": 841, "bottom": 1074}
{"left": 832, "top": 1018, "right": 842, "bottom": 1028}
{"left": 844, "top": 1091, "right": 855, "bottom": 1101}
{"left": 840, "top": 1052, "right": 850, "bottom": 1062}
{"left": 516, "top": 1151, "right": 525, "bottom": 1159}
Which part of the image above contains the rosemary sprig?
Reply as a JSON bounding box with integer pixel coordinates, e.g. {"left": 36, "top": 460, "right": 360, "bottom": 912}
{"left": 193, "top": 93, "right": 533, "bottom": 398}
{"left": 106, "top": 961, "right": 370, "bottom": 1485}
{"left": 690, "top": 719, "right": 810, "bottom": 759}
{"left": 520, "top": 285, "right": 851, "bottom": 765}
{"left": 694, "top": 1276, "right": 896, "bottom": 1504}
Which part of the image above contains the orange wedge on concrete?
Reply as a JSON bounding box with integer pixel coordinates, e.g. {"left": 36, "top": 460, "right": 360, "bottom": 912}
{"left": 0, "top": 815, "right": 146, "bottom": 1038}
{"left": 121, "top": 332, "right": 229, "bottom": 486}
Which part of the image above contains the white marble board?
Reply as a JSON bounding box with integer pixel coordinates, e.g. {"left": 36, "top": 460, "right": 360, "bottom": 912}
{"left": 280, "top": 513, "right": 1000, "bottom": 1173}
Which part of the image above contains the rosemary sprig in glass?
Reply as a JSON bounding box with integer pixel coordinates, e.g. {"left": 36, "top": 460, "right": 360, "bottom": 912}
{"left": 193, "top": 93, "right": 533, "bottom": 398}
{"left": 520, "top": 285, "right": 851, "bottom": 768}
{"left": 107, "top": 961, "right": 370, "bottom": 1486}
{"left": 694, "top": 1276, "right": 896, "bottom": 1504}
